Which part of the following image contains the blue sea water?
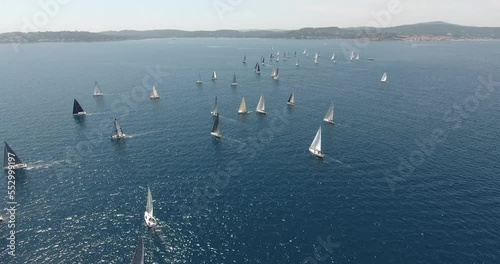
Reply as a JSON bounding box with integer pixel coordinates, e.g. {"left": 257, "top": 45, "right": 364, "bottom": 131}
{"left": 0, "top": 38, "right": 499, "bottom": 263}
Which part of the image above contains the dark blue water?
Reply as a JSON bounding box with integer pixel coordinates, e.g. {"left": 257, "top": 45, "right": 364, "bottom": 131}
{"left": 0, "top": 39, "right": 499, "bottom": 263}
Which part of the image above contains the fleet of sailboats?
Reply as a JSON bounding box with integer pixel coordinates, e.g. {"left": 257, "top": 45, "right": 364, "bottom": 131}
{"left": 256, "top": 95, "right": 266, "bottom": 114}
{"left": 111, "top": 118, "right": 126, "bottom": 139}
{"left": 309, "top": 126, "right": 325, "bottom": 158}
{"left": 3, "top": 142, "right": 27, "bottom": 170}
{"left": 211, "top": 96, "right": 218, "bottom": 116}
{"left": 238, "top": 97, "right": 247, "bottom": 114}
{"left": 72, "top": 99, "right": 86, "bottom": 115}
{"left": 144, "top": 186, "right": 157, "bottom": 228}
{"left": 150, "top": 85, "right": 160, "bottom": 99}
{"left": 93, "top": 81, "right": 103, "bottom": 96}
{"left": 323, "top": 103, "right": 335, "bottom": 124}
{"left": 211, "top": 113, "right": 221, "bottom": 138}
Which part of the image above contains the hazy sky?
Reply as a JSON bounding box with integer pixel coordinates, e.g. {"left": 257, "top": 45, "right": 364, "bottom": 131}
{"left": 1, "top": 0, "right": 500, "bottom": 33}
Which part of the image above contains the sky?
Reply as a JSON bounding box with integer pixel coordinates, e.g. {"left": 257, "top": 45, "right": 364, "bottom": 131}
{"left": 1, "top": 0, "right": 500, "bottom": 33}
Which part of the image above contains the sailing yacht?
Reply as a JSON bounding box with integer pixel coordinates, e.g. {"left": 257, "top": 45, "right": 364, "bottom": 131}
{"left": 72, "top": 99, "right": 86, "bottom": 115}
{"left": 130, "top": 238, "right": 144, "bottom": 264}
{"left": 243, "top": 55, "right": 247, "bottom": 64}
{"left": 314, "top": 52, "right": 319, "bottom": 64}
{"left": 238, "top": 97, "right": 247, "bottom": 114}
{"left": 287, "top": 92, "right": 295, "bottom": 106}
{"left": 271, "top": 68, "right": 277, "bottom": 78}
{"left": 276, "top": 56, "right": 280, "bottom": 62}
{"left": 93, "top": 81, "right": 103, "bottom": 96}
{"left": 231, "top": 74, "right": 238, "bottom": 87}
{"left": 309, "top": 126, "right": 325, "bottom": 158}
{"left": 323, "top": 103, "right": 335, "bottom": 124}
{"left": 331, "top": 53, "right": 337, "bottom": 63}
{"left": 211, "top": 96, "right": 218, "bottom": 116}
{"left": 381, "top": 71, "right": 388, "bottom": 83}
{"left": 3, "top": 142, "right": 27, "bottom": 170}
{"left": 196, "top": 73, "right": 203, "bottom": 84}
{"left": 150, "top": 85, "right": 160, "bottom": 99}
{"left": 256, "top": 95, "right": 266, "bottom": 114}
{"left": 144, "top": 186, "right": 157, "bottom": 228}
{"left": 261, "top": 57, "right": 265, "bottom": 64}
{"left": 273, "top": 68, "right": 280, "bottom": 80}
{"left": 296, "top": 58, "right": 300, "bottom": 66}
{"left": 350, "top": 51, "right": 355, "bottom": 61}
{"left": 255, "top": 63, "right": 261, "bottom": 74}
{"left": 303, "top": 49, "right": 307, "bottom": 54}
{"left": 211, "top": 71, "right": 217, "bottom": 81}
{"left": 111, "top": 119, "right": 126, "bottom": 139}
{"left": 211, "top": 113, "right": 221, "bottom": 138}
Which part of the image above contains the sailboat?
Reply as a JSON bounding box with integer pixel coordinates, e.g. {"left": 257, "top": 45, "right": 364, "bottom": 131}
{"left": 144, "top": 186, "right": 157, "bottom": 228}
{"left": 93, "top": 81, "right": 103, "bottom": 96}
{"left": 309, "top": 126, "right": 325, "bottom": 158}
{"left": 211, "top": 96, "right": 218, "bottom": 116}
{"left": 111, "top": 118, "right": 126, "bottom": 139}
{"left": 256, "top": 95, "right": 266, "bottom": 114}
{"left": 3, "top": 142, "right": 27, "bottom": 170}
{"left": 196, "top": 73, "right": 203, "bottom": 84}
{"left": 231, "top": 74, "right": 238, "bottom": 87}
{"left": 355, "top": 53, "right": 360, "bottom": 60}
{"left": 303, "top": 49, "right": 307, "bottom": 54}
{"left": 72, "top": 99, "right": 86, "bottom": 115}
{"left": 276, "top": 56, "right": 280, "bottom": 62}
{"left": 294, "top": 51, "right": 297, "bottom": 57}
{"left": 381, "top": 71, "right": 388, "bottom": 83}
{"left": 273, "top": 68, "right": 280, "bottom": 80}
{"left": 130, "top": 238, "right": 144, "bottom": 264}
{"left": 287, "top": 92, "right": 295, "bottom": 106}
{"left": 323, "top": 103, "right": 334, "bottom": 124}
{"left": 150, "top": 85, "right": 160, "bottom": 99}
{"left": 243, "top": 55, "right": 247, "bottom": 64}
{"left": 238, "top": 97, "right": 247, "bottom": 114}
{"left": 296, "top": 58, "right": 300, "bottom": 66}
{"left": 255, "top": 63, "right": 261, "bottom": 74}
{"left": 271, "top": 68, "right": 277, "bottom": 78}
{"left": 331, "top": 53, "right": 337, "bottom": 63}
{"left": 211, "top": 71, "right": 217, "bottom": 81}
{"left": 350, "top": 51, "right": 355, "bottom": 61}
{"left": 261, "top": 56, "right": 265, "bottom": 64}
{"left": 314, "top": 52, "right": 319, "bottom": 64}
{"left": 211, "top": 113, "right": 221, "bottom": 138}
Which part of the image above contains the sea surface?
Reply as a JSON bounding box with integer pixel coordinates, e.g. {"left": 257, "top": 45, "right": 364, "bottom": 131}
{"left": 0, "top": 38, "right": 499, "bottom": 263}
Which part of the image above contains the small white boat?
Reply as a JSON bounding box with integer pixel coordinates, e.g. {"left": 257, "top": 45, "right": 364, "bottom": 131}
{"left": 211, "top": 113, "right": 221, "bottom": 138}
{"left": 150, "top": 85, "right": 160, "bottom": 99}
{"left": 309, "top": 126, "right": 325, "bottom": 158}
{"left": 93, "top": 81, "right": 104, "bottom": 96}
{"left": 231, "top": 74, "right": 238, "bottom": 87}
{"left": 211, "top": 96, "right": 218, "bottom": 116}
{"left": 381, "top": 71, "right": 388, "bottom": 83}
{"left": 211, "top": 71, "right": 217, "bottom": 81}
{"left": 256, "top": 95, "right": 266, "bottom": 114}
{"left": 144, "top": 186, "right": 157, "bottom": 228}
{"left": 295, "top": 58, "right": 300, "bottom": 66}
{"left": 287, "top": 92, "right": 295, "bottom": 106}
{"left": 273, "top": 68, "right": 280, "bottom": 80}
{"left": 350, "top": 51, "right": 355, "bottom": 61}
{"left": 3, "top": 142, "right": 27, "bottom": 170}
{"left": 196, "top": 73, "right": 203, "bottom": 84}
{"left": 323, "top": 103, "right": 334, "bottom": 124}
{"left": 72, "top": 99, "right": 86, "bottom": 115}
{"left": 314, "top": 52, "right": 319, "bottom": 64}
{"left": 111, "top": 119, "right": 126, "bottom": 139}
{"left": 238, "top": 97, "right": 247, "bottom": 114}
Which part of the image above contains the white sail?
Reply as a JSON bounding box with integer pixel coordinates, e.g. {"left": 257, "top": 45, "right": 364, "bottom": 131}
{"left": 211, "top": 96, "right": 218, "bottom": 116}
{"left": 287, "top": 92, "right": 295, "bottom": 105}
{"left": 238, "top": 97, "right": 247, "bottom": 114}
{"left": 146, "top": 186, "right": 153, "bottom": 216}
{"left": 273, "top": 68, "right": 279, "bottom": 80}
{"left": 212, "top": 71, "right": 217, "bottom": 80}
{"left": 355, "top": 53, "right": 360, "bottom": 60}
{"left": 381, "top": 72, "right": 388, "bottom": 83}
{"left": 93, "top": 82, "right": 103, "bottom": 96}
{"left": 350, "top": 51, "right": 355, "bottom": 60}
{"left": 150, "top": 85, "right": 159, "bottom": 99}
{"left": 303, "top": 49, "right": 307, "bottom": 54}
{"left": 323, "top": 103, "right": 334, "bottom": 124}
{"left": 309, "top": 127, "right": 324, "bottom": 158}
{"left": 271, "top": 68, "right": 277, "bottom": 77}
{"left": 256, "top": 95, "right": 266, "bottom": 114}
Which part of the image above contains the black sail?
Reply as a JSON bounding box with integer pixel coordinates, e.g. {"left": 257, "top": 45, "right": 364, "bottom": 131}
{"left": 73, "top": 99, "right": 85, "bottom": 114}
{"left": 130, "top": 238, "right": 144, "bottom": 264}
{"left": 4, "top": 142, "right": 24, "bottom": 168}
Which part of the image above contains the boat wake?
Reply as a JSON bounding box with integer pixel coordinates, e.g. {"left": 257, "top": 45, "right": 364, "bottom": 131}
{"left": 26, "top": 160, "right": 68, "bottom": 170}
{"left": 124, "top": 129, "right": 164, "bottom": 138}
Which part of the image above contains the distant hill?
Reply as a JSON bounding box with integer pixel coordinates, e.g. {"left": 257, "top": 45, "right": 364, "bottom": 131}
{"left": 1, "top": 22, "right": 499, "bottom": 44}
